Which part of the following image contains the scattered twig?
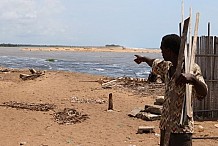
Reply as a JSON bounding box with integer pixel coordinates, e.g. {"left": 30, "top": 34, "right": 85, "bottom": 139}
{"left": 54, "top": 108, "right": 89, "bottom": 124}
{"left": 0, "top": 101, "right": 55, "bottom": 112}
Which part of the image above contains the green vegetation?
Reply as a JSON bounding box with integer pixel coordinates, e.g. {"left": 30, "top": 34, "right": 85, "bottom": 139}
{"left": 0, "top": 43, "right": 68, "bottom": 47}
{"left": 45, "top": 59, "right": 56, "bottom": 62}
{"left": 0, "top": 43, "right": 124, "bottom": 48}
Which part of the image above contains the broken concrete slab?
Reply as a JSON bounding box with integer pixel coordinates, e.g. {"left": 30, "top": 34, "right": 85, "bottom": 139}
{"left": 128, "top": 107, "right": 144, "bottom": 117}
{"left": 144, "top": 104, "right": 163, "bottom": 115}
{"left": 137, "top": 112, "right": 161, "bottom": 121}
{"left": 154, "top": 96, "right": 165, "bottom": 105}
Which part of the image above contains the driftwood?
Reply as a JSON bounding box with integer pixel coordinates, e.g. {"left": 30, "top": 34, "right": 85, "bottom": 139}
{"left": 0, "top": 68, "right": 11, "bottom": 72}
{"left": 20, "top": 68, "right": 45, "bottom": 80}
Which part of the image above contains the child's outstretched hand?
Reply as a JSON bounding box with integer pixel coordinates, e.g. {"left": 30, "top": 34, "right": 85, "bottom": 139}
{"left": 134, "top": 55, "right": 143, "bottom": 64}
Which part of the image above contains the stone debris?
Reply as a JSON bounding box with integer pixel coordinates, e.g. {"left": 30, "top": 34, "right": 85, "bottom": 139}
{"left": 137, "top": 112, "right": 161, "bottom": 121}
{"left": 144, "top": 104, "right": 163, "bottom": 115}
{"left": 154, "top": 96, "right": 165, "bottom": 105}
{"left": 128, "top": 96, "right": 164, "bottom": 121}
{"left": 197, "top": 125, "right": 204, "bottom": 132}
{"left": 71, "top": 96, "right": 106, "bottom": 104}
{"left": 129, "top": 107, "right": 162, "bottom": 121}
{"left": 20, "top": 142, "right": 27, "bottom": 145}
{"left": 0, "top": 68, "right": 11, "bottom": 73}
{"left": 102, "top": 79, "right": 117, "bottom": 88}
{"left": 128, "top": 107, "right": 144, "bottom": 117}
{"left": 100, "top": 76, "right": 165, "bottom": 96}
{"left": 54, "top": 108, "right": 89, "bottom": 124}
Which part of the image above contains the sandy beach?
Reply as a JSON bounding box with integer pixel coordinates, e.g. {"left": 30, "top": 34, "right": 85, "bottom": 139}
{"left": 0, "top": 67, "right": 217, "bottom": 146}
{"left": 21, "top": 46, "right": 161, "bottom": 53}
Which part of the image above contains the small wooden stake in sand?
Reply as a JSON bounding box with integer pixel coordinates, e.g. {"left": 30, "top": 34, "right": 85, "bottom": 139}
{"left": 108, "top": 93, "right": 113, "bottom": 110}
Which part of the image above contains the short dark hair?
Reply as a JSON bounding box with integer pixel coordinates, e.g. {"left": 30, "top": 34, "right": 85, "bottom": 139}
{"left": 160, "top": 34, "right": 181, "bottom": 55}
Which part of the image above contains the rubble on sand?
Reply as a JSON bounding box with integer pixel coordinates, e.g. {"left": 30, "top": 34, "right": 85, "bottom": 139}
{"left": 100, "top": 76, "right": 165, "bottom": 96}
{"left": 128, "top": 96, "right": 164, "bottom": 121}
{"left": 101, "top": 76, "right": 165, "bottom": 121}
{"left": 71, "top": 96, "right": 106, "bottom": 104}
{"left": 54, "top": 108, "right": 89, "bottom": 125}
{"left": 0, "top": 68, "right": 11, "bottom": 73}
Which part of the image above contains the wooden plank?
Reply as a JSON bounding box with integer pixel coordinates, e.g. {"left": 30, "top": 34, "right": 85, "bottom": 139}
{"left": 196, "top": 35, "right": 218, "bottom": 118}
{"left": 201, "top": 36, "right": 208, "bottom": 111}
{"left": 164, "top": 17, "right": 190, "bottom": 146}
{"left": 202, "top": 37, "right": 207, "bottom": 77}
{"left": 214, "top": 37, "right": 218, "bottom": 80}
{"left": 186, "top": 12, "right": 199, "bottom": 118}
{"left": 209, "top": 37, "right": 214, "bottom": 116}
{"left": 213, "top": 36, "right": 218, "bottom": 117}
{"left": 213, "top": 36, "right": 217, "bottom": 79}
{"left": 193, "top": 36, "right": 199, "bottom": 112}
{"left": 199, "top": 37, "right": 205, "bottom": 78}
{"left": 206, "top": 36, "right": 211, "bottom": 115}
{"left": 194, "top": 37, "right": 206, "bottom": 115}
{"left": 194, "top": 37, "right": 218, "bottom": 116}
{"left": 183, "top": 9, "right": 193, "bottom": 123}
{"left": 208, "top": 36, "right": 214, "bottom": 80}
{"left": 202, "top": 37, "right": 207, "bottom": 111}
{"left": 174, "top": 18, "right": 190, "bottom": 79}
{"left": 195, "top": 36, "right": 200, "bottom": 65}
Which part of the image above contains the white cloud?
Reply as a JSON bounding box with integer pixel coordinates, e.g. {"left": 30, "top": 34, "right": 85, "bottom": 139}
{"left": 0, "top": 0, "right": 67, "bottom": 44}
{"left": 0, "top": 0, "right": 36, "bottom": 21}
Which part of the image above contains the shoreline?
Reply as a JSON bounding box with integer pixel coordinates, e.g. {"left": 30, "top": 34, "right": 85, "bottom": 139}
{"left": 21, "top": 46, "right": 161, "bottom": 53}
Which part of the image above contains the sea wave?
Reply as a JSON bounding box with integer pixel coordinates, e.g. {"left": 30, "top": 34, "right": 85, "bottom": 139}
{"left": 0, "top": 47, "right": 162, "bottom": 78}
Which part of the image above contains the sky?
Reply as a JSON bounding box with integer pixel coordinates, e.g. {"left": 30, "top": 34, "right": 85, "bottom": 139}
{"left": 0, "top": 0, "right": 217, "bottom": 48}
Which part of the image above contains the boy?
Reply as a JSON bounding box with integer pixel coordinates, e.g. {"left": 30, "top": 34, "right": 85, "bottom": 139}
{"left": 134, "top": 34, "right": 208, "bottom": 146}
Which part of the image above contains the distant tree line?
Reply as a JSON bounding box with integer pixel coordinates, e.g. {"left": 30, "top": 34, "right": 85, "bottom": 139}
{"left": 0, "top": 43, "right": 124, "bottom": 48}
{"left": 105, "top": 44, "right": 122, "bottom": 47}
{"left": 0, "top": 43, "right": 71, "bottom": 47}
{"left": 0, "top": 43, "right": 29, "bottom": 47}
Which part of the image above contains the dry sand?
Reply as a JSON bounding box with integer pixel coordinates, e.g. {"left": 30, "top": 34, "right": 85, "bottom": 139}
{"left": 0, "top": 68, "right": 217, "bottom": 146}
{"left": 21, "top": 46, "right": 161, "bottom": 53}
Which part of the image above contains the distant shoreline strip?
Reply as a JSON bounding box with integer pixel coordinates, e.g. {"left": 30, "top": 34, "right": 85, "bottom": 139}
{"left": 21, "top": 47, "right": 161, "bottom": 53}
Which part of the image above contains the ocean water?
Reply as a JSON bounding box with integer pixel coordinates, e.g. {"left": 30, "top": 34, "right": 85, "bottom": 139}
{"left": 0, "top": 47, "right": 162, "bottom": 78}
